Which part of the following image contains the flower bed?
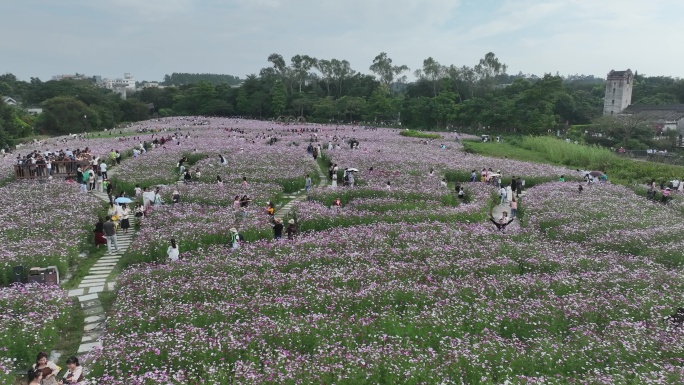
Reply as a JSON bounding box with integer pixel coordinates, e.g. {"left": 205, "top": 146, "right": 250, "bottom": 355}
{"left": 0, "top": 180, "right": 101, "bottom": 284}
{"left": 88, "top": 221, "right": 684, "bottom": 384}
{"left": 0, "top": 284, "right": 70, "bottom": 367}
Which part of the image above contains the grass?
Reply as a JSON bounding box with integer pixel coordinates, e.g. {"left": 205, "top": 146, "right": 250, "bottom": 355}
{"left": 53, "top": 301, "right": 85, "bottom": 375}
{"left": 399, "top": 130, "right": 442, "bottom": 139}
{"left": 464, "top": 136, "right": 684, "bottom": 184}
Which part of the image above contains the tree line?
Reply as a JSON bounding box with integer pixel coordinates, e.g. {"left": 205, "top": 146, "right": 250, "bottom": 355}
{"left": 2, "top": 52, "right": 684, "bottom": 149}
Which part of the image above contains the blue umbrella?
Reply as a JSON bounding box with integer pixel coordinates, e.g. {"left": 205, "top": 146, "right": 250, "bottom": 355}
{"left": 115, "top": 197, "right": 133, "bottom": 204}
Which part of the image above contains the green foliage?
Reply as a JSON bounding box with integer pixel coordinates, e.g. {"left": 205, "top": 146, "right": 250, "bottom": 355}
{"left": 399, "top": 129, "right": 441, "bottom": 139}
{"left": 36, "top": 96, "right": 97, "bottom": 134}
{"left": 162, "top": 72, "right": 241, "bottom": 86}
{"left": 465, "top": 136, "right": 684, "bottom": 184}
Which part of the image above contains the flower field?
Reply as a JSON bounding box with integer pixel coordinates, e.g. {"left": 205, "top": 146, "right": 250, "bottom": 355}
{"left": 3, "top": 119, "right": 684, "bottom": 384}
{"left": 0, "top": 284, "right": 70, "bottom": 367}
{"left": 0, "top": 180, "right": 102, "bottom": 284}
{"left": 89, "top": 221, "right": 684, "bottom": 384}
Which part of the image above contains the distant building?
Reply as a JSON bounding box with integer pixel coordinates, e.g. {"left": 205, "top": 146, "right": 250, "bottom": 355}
{"left": 140, "top": 81, "right": 160, "bottom": 89}
{"left": 622, "top": 104, "right": 684, "bottom": 132}
{"left": 102, "top": 73, "right": 136, "bottom": 92}
{"left": 26, "top": 107, "right": 43, "bottom": 115}
{"left": 603, "top": 69, "right": 633, "bottom": 116}
{"left": 603, "top": 69, "right": 684, "bottom": 134}
{"left": 51, "top": 74, "right": 89, "bottom": 81}
{"left": 2, "top": 96, "right": 17, "bottom": 106}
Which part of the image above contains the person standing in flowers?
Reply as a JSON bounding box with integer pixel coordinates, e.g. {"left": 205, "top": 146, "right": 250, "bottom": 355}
{"left": 230, "top": 227, "right": 240, "bottom": 249}
{"left": 331, "top": 171, "right": 338, "bottom": 189}
{"left": 167, "top": 238, "right": 179, "bottom": 261}
{"left": 273, "top": 218, "right": 284, "bottom": 240}
{"left": 286, "top": 219, "right": 297, "bottom": 240}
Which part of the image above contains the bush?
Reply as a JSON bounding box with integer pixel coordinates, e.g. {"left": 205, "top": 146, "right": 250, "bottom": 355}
{"left": 399, "top": 130, "right": 442, "bottom": 139}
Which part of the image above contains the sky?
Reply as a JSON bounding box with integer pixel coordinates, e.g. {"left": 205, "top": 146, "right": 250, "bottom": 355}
{"left": 1, "top": 0, "right": 682, "bottom": 82}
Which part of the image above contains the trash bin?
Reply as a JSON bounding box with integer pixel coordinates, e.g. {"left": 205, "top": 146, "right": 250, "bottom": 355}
{"left": 27, "top": 267, "right": 46, "bottom": 284}
{"left": 12, "top": 266, "right": 24, "bottom": 284}
{"left": 45, "top": 266, "right": 60, "bottom": 285}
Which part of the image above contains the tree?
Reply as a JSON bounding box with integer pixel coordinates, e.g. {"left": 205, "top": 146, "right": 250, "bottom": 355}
{"left": 119, "top": 99, "right": 150, "bottom": 122}
{"left": 330, "top": 59, "right": 356, "bottom": 97}
{"left": 593, "top": 115, "right": 654, "bottom": 146}
{"left": 37, "top": 96, "right": 98, "bottom": 134}
{"left": 414, "top": 57, "right": 445, "bottom": 97}
{"left": 474, "top": 52, "right": 507, "bottom": 94}
{"left": 236, "top": 88, "right": 250, "bottom": 116}
{"left": 369, "top": 52, "right": 409, "bottom": 89}
{"left": 291, "top": 55, "right": 317, "bottom": 93}
{"left": 315, "top": 59, "right": 334, "bottom": 96}
{"left": 271, "top": 81, "right": 288, "bottom": 116}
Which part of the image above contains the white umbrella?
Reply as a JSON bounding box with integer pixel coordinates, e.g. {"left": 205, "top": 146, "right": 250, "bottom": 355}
{"left": 347, "top": 168, "right": 359, "bottom": 172}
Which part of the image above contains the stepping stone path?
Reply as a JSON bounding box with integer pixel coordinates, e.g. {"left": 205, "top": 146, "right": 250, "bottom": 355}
{"left": 491, "top": 190, "right": 526, "bottom": 230}
{"left": 64, "top": 166, "right": 323, "bottom": 357}
{"left": 67, "top": 174, "right": 137, "bottom": 355}
{"left": 274, "top": 172, "right": 328, "bottom": 220}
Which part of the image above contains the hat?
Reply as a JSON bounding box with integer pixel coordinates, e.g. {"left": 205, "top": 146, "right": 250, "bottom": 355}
{"left": 230, "top": 227, "right": 237, "bottom": 233}
{"left": 288, "top": 219, "right": 295, "bottom": 224}
{"left": 666, "top": 187, "right": 671, "bottom": 190}
{"left": 275, "top": 218, "right": 282, "bottom": 223}
{"left": 173, "top": 190, "right": 179, "bottom": 195}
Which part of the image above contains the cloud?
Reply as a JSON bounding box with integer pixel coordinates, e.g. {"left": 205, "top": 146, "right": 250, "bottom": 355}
{"left": 1, "top": 0, "right": 684, "bottom": 81}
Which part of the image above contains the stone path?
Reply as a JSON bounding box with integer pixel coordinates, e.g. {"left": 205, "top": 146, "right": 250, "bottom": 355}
{"left": 491, "top": 190, "right": 526, "bottom": 231}
{"left": 67, "top": 186, "right": 136, "bottom": 355}
{"left": 274, "top": 171, "right": 328, "bottom": 220}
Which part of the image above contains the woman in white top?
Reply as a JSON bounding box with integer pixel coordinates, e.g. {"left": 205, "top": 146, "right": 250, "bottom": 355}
{"left": 120, "top": 204, "right": 131, "bottom": 234}
{"left": 58, "top": 356, "right": 84, "bottom": 384}
{"left": 167, "top": 238, "right": 180, "bottom": 261}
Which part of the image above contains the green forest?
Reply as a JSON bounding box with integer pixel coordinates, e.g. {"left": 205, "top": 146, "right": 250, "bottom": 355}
{"left": 2, "top": 52, "right": 684, "bottom": 149}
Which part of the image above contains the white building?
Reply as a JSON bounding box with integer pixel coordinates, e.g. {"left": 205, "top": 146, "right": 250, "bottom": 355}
{"left": 2, "top": 96, "right": 17, "bottom": 106}
{"left": 102, "top": 73, "right": 136, "bottom": 91}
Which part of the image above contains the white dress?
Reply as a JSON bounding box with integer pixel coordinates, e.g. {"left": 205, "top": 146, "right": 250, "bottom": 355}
{"left": 331, "top": 173, "right": 337, "bottom": 188}
{"left": 167, "top": 246, "right": 179, "bottom": 261}
{"left": 506, "top": 186, "right": 513, "bottom": 202}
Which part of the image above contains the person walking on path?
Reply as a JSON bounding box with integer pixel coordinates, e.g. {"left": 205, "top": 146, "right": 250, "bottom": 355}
{"left": 510, "top": 197, "right": 518, "bottom": 218}
{"left": 305, "top": 174, "right": 312, "bottom": 193}
{"left": 103, "top": 216, "right": 119, "bottom": 254}
{"left": 167, "top": 238, "right": 180, "bottom": 261}
{"left": 120, "top": 204, "right": 131, "bottom": 234}
{"left": 273, "top": 218, "right": 284, "bottom": 240}
{"left": 99, "top": 160, "right": 108, "bottom": 180}
{"left": 499, "top": 185, "right": 507, "bottom": 205}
